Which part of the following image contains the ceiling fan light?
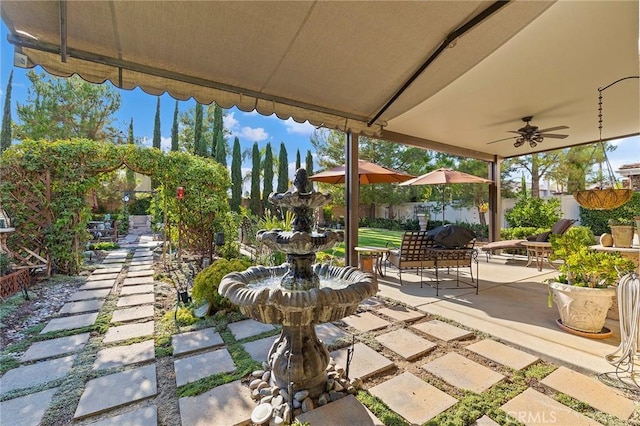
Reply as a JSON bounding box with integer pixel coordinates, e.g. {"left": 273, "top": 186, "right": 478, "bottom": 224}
{"left": 514, "top": 137, "right": 525, "bottom": 148}
{"left": 529, "top": 140, "right": 537, "bottom": 148}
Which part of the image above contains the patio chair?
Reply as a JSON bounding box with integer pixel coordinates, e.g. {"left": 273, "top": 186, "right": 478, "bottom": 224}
{"left": 480, "top": 218, "right": 576, "bottom": 261}
{"left": 387, "top": 230, "right": 431, "bottom": 285}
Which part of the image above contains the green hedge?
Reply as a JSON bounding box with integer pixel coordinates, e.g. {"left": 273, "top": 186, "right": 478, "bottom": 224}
{"left": 500, "top": 227, "right": 548, "bottom": 240}
{"left": 579, "top": 192, "right": 640, "bottom": 235}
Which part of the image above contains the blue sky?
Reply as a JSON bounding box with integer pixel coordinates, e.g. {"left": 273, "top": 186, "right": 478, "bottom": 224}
{"left": 0, "top": 24, "right": 318, "bottom": 180}
{"left": 1, "top": 22, "right": 638, "bottom": 182}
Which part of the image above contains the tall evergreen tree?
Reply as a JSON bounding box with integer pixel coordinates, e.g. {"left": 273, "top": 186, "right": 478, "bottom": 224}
{"left": 215, "top": 132, "right": 227, "bottom": 166}
{"left": 305, "top": 150, "right": 314, "bottom": 175}
{"left": 153, "top": 97, "right": 161, "bottom": 150}
{"left": 171, "top": 100, "right": 179, "bottom": 151}
{"left": 126, "top": 119, "right": 136, "bottom": 190}
{"left": 212, "top": 104, "right": 224, "bottom": 159}
{"left": 1, "top": 70, "right": 13, "bottom": 152}
{"left": 277, "top": 142, "right": 289, "bottom": 193}
{"left": 305, "top": 149, "right": 314, "bottom": 192}
{"left": 263, "top": 143, "right": 274, "bottom": 213}
{"left": 193, "top": 103, "right": 204, "bottom": 156}
{"left": 295, "top": 149, "right": 301, "bottom": 170}
{"left": 250, "top": 142, "right": 262, "bottom": 216}
{"left": 230, "top": 137, "right": 242, "bottom": 212}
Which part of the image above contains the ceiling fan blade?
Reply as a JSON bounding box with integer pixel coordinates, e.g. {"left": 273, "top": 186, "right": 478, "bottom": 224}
{"left": 507, "top": 130, "right": 525, "bottom": 135}
{"left": 487, "top": 136, "right": 516, "bottom": 145}
{"left": 536, "top": 125, "right": 569, "bottom": 133}
{"left": 539, "top": 133, "right": 569, "bottom": 139}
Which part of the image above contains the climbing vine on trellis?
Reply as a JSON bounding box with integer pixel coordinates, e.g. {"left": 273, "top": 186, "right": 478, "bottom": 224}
{"left": 0, "top": 139, "right": 230, "bottom": 274}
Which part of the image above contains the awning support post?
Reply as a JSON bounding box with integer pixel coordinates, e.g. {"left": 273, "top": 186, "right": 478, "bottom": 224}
{"left": 345, "top": 132, "right": 359, "bottom": 267}
{"left": 488, "top": 156, "right": 502, "bottom": 242}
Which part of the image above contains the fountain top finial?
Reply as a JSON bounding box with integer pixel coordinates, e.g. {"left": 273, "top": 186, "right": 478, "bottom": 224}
{"left": 292, "top": 168, "right": 309, "bottom": 194}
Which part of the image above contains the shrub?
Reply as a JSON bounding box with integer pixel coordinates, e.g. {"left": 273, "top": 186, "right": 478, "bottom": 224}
{"left": 580, "top": 192, "right": 640, "bottom": 235}
{"left": 86, "top": 241, "right": 120, "bottom": 250}
{"left": 191, "top": 257, "right": 252, "bottom": 315}
{"left": 500, "top": 227, "right": 547, "bottom": 240}
{"left": 0, "top": 253, "right": 14, "bottom": 275}
{"left": 504, "top": 197, "right": 560, "bottom": 228}
{"left": 549, "top": 226, "right": 596, "bottom": 262}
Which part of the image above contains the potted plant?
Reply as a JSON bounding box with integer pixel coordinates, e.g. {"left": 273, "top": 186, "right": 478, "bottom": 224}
{"left": 548, "top": 228, "right": 635, "bottom": 334}
{"left": 608, "top": 218, "right": 635, "bottom": 248}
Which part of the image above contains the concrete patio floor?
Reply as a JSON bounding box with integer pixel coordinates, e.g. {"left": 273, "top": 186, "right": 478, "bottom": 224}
{"left": 376, "top": 253, "right": 627, "bottom": 378}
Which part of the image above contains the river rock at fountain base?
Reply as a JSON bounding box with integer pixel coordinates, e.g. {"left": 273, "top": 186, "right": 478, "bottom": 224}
{"left": 244, "top": 356, "right": 363, "bottom": 424}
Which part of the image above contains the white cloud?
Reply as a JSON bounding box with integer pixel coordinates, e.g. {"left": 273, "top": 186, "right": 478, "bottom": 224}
{"left": 241, "top": 126, "right": 269, "bottom": 142}
{"left": 223, "top": 111, "right": 239, "bottom": 131}
{"left": 283, "top": 118, "right": 315, "bottom": 136}
{"left": 161, "top": 136, "right": 172, "bottom": 151}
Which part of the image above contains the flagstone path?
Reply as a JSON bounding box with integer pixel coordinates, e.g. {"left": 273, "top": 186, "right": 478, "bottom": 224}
{"left": 1, "top": 237, "right": 637, "bottom": 425}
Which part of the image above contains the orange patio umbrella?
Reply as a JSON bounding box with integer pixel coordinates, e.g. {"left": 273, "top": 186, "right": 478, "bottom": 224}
{"left": 400, "top": 168, "right": 493, "bottom": 222}
{"left": 309, "top": 159, "right": 415, "bottom": 185}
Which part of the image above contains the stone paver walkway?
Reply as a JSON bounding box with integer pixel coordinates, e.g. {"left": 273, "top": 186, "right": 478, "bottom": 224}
{"left": 1, "top": 235, "right": 638, "bottom": 426}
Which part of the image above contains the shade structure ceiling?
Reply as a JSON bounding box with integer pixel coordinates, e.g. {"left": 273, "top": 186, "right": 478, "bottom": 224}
{"left": 1, "top": 1, "right": 638, "bottom": 161}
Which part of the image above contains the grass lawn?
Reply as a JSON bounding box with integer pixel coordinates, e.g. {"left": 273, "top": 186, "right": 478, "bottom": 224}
{"left": 322, "top": 227, "right": 405, "bottom": 258}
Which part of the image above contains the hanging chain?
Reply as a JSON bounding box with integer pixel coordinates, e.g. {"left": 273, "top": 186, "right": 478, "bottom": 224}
{"left": 596, "top": 76, "right": 639, "bottom": 187}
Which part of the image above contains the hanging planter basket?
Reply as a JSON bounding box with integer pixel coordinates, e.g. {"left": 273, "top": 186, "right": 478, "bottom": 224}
{"left": 573, "top": 188, "right": 633, "bottom": 210}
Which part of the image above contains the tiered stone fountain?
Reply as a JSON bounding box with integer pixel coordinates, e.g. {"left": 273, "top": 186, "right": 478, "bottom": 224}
{"left": 219, "top": 168, "right": 377, "bottom": 399}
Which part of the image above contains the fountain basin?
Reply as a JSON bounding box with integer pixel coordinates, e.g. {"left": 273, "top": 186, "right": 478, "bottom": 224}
{"left": 257, "top": 229, "right": 344, "bottom": 255}
{"left": 219, "top": 264, "right": 376, "bottom": 327}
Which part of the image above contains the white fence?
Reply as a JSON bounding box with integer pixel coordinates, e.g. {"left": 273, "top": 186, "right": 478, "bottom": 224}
{"left": 374, "top": 195, "right": 581, "bottom": 227}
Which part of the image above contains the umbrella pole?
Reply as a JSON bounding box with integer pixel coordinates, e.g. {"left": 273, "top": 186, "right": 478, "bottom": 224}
{"left": 442, "top": 186, "right": 445, "bottom": 223}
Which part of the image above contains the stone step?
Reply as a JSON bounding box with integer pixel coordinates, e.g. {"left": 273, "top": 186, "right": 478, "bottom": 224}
{"left": 59, "top": 299, "right": 105, "bottom": 315}
{"left": 0, "top": 387, "right": 58, "bottom": 426}
{"left": 421, "top": 352, "right": 505, "bottom": 394}
{"left": 227, "top": 319, "right": 277, "bottom": 341}
{"left": 342, "top": 311, "right": 391, "bottom": 332}
{"left": 0, "top": 355, "right": 76, "bottom": 394}
{"left": 466, "top": 339, "right": 539, "bottom": 371}
{"left": 331, "top": 342, "right": 394, "bottom": 381}
{"left": 74, "top": 364, "right": 157, "bottom": 419}
{"left": 376, "top": 328, "right": 436, "bottom": 361}
{"left": 40, "top": 312, "right": 98, "bottom": 334}
{"left": 411, "top": 319, "right": 473, "bottom": 342}
{"left": 172, "top": 327, "right": 224, "bottom": 356}
{"left": 541, "top": 366, "right": 637, "bottom": 420}
{"left": 21, "top": 333, "right": 90, "bottom": 362}
{"left": 369, "top": 372, "right": 457, "bottom": 425}
{"left": 501, "top": 388, "right": 600, "bottom": 425}
{"left": 179, "top": 380, "right": 253, "bottom": 426}
{"left": 174, "top": 348, "right": 236, "bottom": 387}
{"left": 93, "top": 340, "right": 155, "bottom": 370}
{"left": 103, "top": 321, "right": 154, "bottom": 344}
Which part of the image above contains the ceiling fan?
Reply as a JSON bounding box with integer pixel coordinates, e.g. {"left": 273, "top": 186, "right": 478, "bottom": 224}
{"left": 487, "top": 116, "right": 569, "bottom": 148}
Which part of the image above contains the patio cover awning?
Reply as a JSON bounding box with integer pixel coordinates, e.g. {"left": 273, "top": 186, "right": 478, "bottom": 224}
{"left": 2, "top": 1, "right": 637, "bottom": 159}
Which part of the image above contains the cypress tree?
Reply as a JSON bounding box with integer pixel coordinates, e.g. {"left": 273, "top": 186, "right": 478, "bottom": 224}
{"left": 305, "top": 149, "right": 314, "bottom": 175}
{"left": 1, "top": 70, "right": 13, "bottom": 152}
{"left": 277, "top": 142, "right": 289, "bottom": 193}
{"left": 305, "top": 149, "right": 314, "bottom": 192}
{"left": 126, "top": 118, "right": 136, "bottom": 190}
{"left": 212, "top": 104, "right": 224, "bottom": 160}
{"left": 193, "top": 103, "right": 204, "bottom": 156}
{"left": 231, "top": 137, "right": 242, "bottom": 212}
{"left": 153, "top": 97, "right": 161, "bottom": 150}
{"left": 295, "top": 148, "right": 301, "bottom": 170}
{"left": 250, "top": 142, "right": 262, "bottom": 216}
{"left": 215, "top": 132, "right": 226, "bottom": 166}
{"left": 171, "top": 100, "right": 179, "bottom": 151}
{"left": 263, "top": 143, "right": 274, "bottom": 213}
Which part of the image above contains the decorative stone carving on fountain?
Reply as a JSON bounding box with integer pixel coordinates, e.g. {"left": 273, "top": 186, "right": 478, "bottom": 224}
{"left": 219, "top": 168, "right": 377, "bottom": 399}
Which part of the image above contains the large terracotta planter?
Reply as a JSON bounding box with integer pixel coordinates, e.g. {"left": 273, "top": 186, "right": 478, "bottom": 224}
{"left": 548, "top": 281, "right": 615, "bottom": 333}
{"left": 610, "top": 225, "right": 634, "bottom": 248}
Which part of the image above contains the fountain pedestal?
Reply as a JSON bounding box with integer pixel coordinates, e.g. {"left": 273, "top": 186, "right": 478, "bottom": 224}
{"left": 269, "top": 324, "right": 330, "bottom": 396}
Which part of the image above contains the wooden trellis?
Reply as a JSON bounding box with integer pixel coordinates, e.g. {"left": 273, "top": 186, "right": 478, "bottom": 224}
{"left": 3, "top": 169, "right": 53, "bottom": 275}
